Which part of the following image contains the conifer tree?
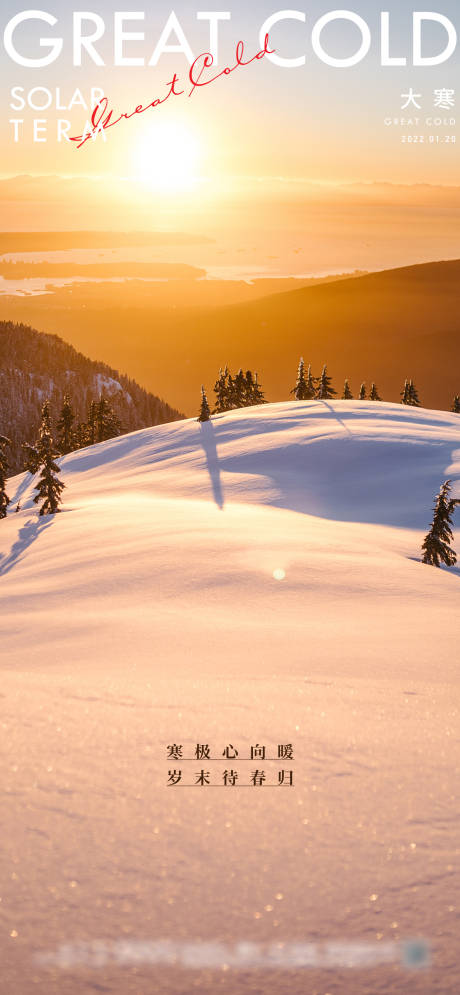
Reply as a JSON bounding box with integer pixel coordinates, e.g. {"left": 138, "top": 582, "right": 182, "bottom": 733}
{"left": 422, "top": 480, "right": 459, "bottom": 568}
{"left": 198, "top": 386, "right": 211, "bottom": 422}
{"left": 22, "top": 443, "right": 40, "bottom": 474}
{"left": 33, "top": 402, "right": 65, "bottom": 516}
{"left": 56, "top": 393, "right": 75, "bottom": 454}
{"left": 291, "top": 357, "right": 309, "bottom": 400}
{"left": 96, "top": 395, "right": 121, "bottom": 443}
{"left": 225, "top": 372, "right": 236, "bottom": 409}
{"left": 452, "top": 395, "right": 460, "bottom": 414}
{"left": 23, "top": 401, "right": 55, "bottom": 473}
{"left": 233, "top": 369, "right": 247, "bottom": 408}
{"left": 35, "top": 400, "right": 53, "bottom": 462}
{"left": 74, "top": 422, "right": 87, "bottom": 449}
{"left": 358, "top": 383, "right": 366, "bottom": 400}
{"left": 407, "top": 380, "right": 421, "bottom": 407}
{"left": 305, "top": 364, "right": 316, "bottom": 399}
{"left": 243, "top": 370, "right": 255, "bottom": 406}
{"left": 252, "top": 372, "right": 266, "bottom": 405}
{"left": 214, "top": 366, "right": 228, "bottom": 415}
{"left": 0, "top": 435, "right": 11, "bottom": 519}
{"left": 342, "top": 379, "right": 353, "bottom": 400}
{"left": 401, "top": 379, "right": 410, "bottom": 404}
{"left": 316, "top": 365, "right": 336, "bottom": 400}
{"left": 86, "top": 401, "right": 98, "bottom": 445}
{"left": 244, "top": 369, "right": 267, "bottom": 406}
{"left": 369, "top": 383, "right": 382, "bottom": 401}
{"left": 213, "top": 367, "right": 230, "bottom": 413}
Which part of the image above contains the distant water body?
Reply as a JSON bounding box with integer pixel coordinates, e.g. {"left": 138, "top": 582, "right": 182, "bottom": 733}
{"left": 1, "top": 203, "right": 459, "bottom": 294}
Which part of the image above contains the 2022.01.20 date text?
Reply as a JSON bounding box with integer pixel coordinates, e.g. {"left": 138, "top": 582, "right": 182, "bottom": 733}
{"left": 401, "top": 134, "right": 456, "bottom": 143}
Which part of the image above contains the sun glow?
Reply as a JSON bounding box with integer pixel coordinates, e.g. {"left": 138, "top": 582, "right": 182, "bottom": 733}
{"left": 134, "top": 120, "right": 202, "bottom": 193}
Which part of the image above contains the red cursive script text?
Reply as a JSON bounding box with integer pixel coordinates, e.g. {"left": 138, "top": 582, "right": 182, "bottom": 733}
{"left": 70, "top": 35, "right": 274, "bottom": 149}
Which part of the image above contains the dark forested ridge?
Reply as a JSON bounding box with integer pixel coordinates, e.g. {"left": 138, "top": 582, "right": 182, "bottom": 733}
{"left": 0, "top": 320, "right": 183, "bottom": 473}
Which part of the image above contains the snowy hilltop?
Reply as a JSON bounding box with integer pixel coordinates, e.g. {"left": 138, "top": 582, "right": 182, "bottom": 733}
{"left": 1, "top": 400, "right": 459, "bottom": 674}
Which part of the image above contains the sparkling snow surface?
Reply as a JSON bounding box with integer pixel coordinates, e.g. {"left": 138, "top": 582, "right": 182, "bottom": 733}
{"left": 1, "top": 401, "right": 459, "bottom": 995}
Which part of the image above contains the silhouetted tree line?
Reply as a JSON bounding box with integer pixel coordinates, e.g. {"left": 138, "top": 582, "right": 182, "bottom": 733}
{"left": 290, "top": 359, "right": 414, "bottom": 406}
{"left": 198, "top": 358, "right": 460, "bottom": 418}
{"left": 212, "top": 366, "right": 266, "bottom": 412}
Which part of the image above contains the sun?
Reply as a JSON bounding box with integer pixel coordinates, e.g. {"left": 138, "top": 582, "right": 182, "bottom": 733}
{"left": 133, "top": 119, "right": 202, "bottom": 193}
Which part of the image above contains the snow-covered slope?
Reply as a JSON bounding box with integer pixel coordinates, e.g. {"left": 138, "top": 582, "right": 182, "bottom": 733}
{"left": 1, "top": 402, "right": 460, "bottom": 995}
{"left": 1, "top": 401, "right": 459, "bottom": 674}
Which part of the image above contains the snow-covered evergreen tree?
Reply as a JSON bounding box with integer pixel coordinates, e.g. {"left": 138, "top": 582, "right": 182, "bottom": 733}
{"left": 56, "top": 393, "right": 75, "bottom": 453}
{"left": 96, "top": 395, "right": 121, "bottom": 442}
{"left": 243, "top": 370, "right": 255, "bottom": 405}
{"left": 233, "top": 369, "right": 247, "bottom": 408}
{"left": 291, "top": 358, "right": 309, "bottom": 400}
{"left": 22, "top": 443, "right": 40, "bottom": 474}
{"left": 86, "top": 401, "right": 98, "bottom": 445}
{"left": 452, "top": 395, "right": 460, "bottom": 414}
{"left": 74, "top": 422, "right": 87, "bottom": 449}
{"left": 358, "top": 383, "right": 366, "bottom": 400}
{"left": 305, "top": 364, "right": 316, "bottom": 399}
{"left": 316, "top": 365, "right": 336, "bottom": 400}
{"left": 369, "top": 383, "right": 381, "bottom": 401}
{"left": 422, "top": 480, "right": 459, "bottom": 567}
{"left": 214, "top": 366, "right": 266, "bottom": 410}
{"left": 407, "top": 380, "right": 421, "bottom": 407}
{"left": 198, "top": 386, "right": 211, "bottom": 422}
{"left": 400, "top": 379, "right": 410, "bottom": 404}
{"left": 23, "top": 401, "right": 55, "bottom": 472}
{"left": 342, "top": 379, "right": 353, "bottom": 400}
{"left": 225, "top": 372, "right": 237, "bottom": 409}
{"left": 0, "top": 435, "right": 11, "bottom": 519}
{"left": 252, "top": 372, "right": 266, "bottom": 405}
{"left": 36, "top": 401, "right": 53, "bottom": 457}
{"left": 213, "top": 367, "right": 230, "bottom": 413}
{"left": 33, "top": 402, "right": 65, "bottom": 516}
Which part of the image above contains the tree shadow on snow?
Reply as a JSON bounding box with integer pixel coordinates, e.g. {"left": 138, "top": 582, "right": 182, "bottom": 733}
{"left": 8, "top": 472, "right": 33, "bottom": 508}
{"left": 199, "top": 422, "right": 224, "bottom": 509}
{"left": 408, "top": 556, "right": 460, "bottom": 580}
{"left": 319, "top": 400, "right": 354, "bottom": 438}
{"left": 0, "top": 516, "right": 54, "bottom": 577}
{"left": 217, "top": 437, "right": 460, "bottom": 528}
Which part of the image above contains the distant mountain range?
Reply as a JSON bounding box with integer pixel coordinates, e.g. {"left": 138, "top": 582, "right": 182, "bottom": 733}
{"left": 193, "top": 257, "right": 459, "bottom": 414}
{"left": 130, "top": 257, "right": 458, "bottom": 412}
{"left": 1, "top": 259, "right": 460, "bottom": 417}
{"left": 0, "top": 320, "right": 182, "bottom": 474}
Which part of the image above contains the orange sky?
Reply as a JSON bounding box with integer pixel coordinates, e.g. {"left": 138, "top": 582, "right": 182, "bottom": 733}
{"left": 0, "top": 1, "right": 459, "bottom": 239}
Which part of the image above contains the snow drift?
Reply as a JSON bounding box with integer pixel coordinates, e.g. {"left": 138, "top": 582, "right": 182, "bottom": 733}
{"left": 1, "top": 400, "right": 459, "bottom": 676}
